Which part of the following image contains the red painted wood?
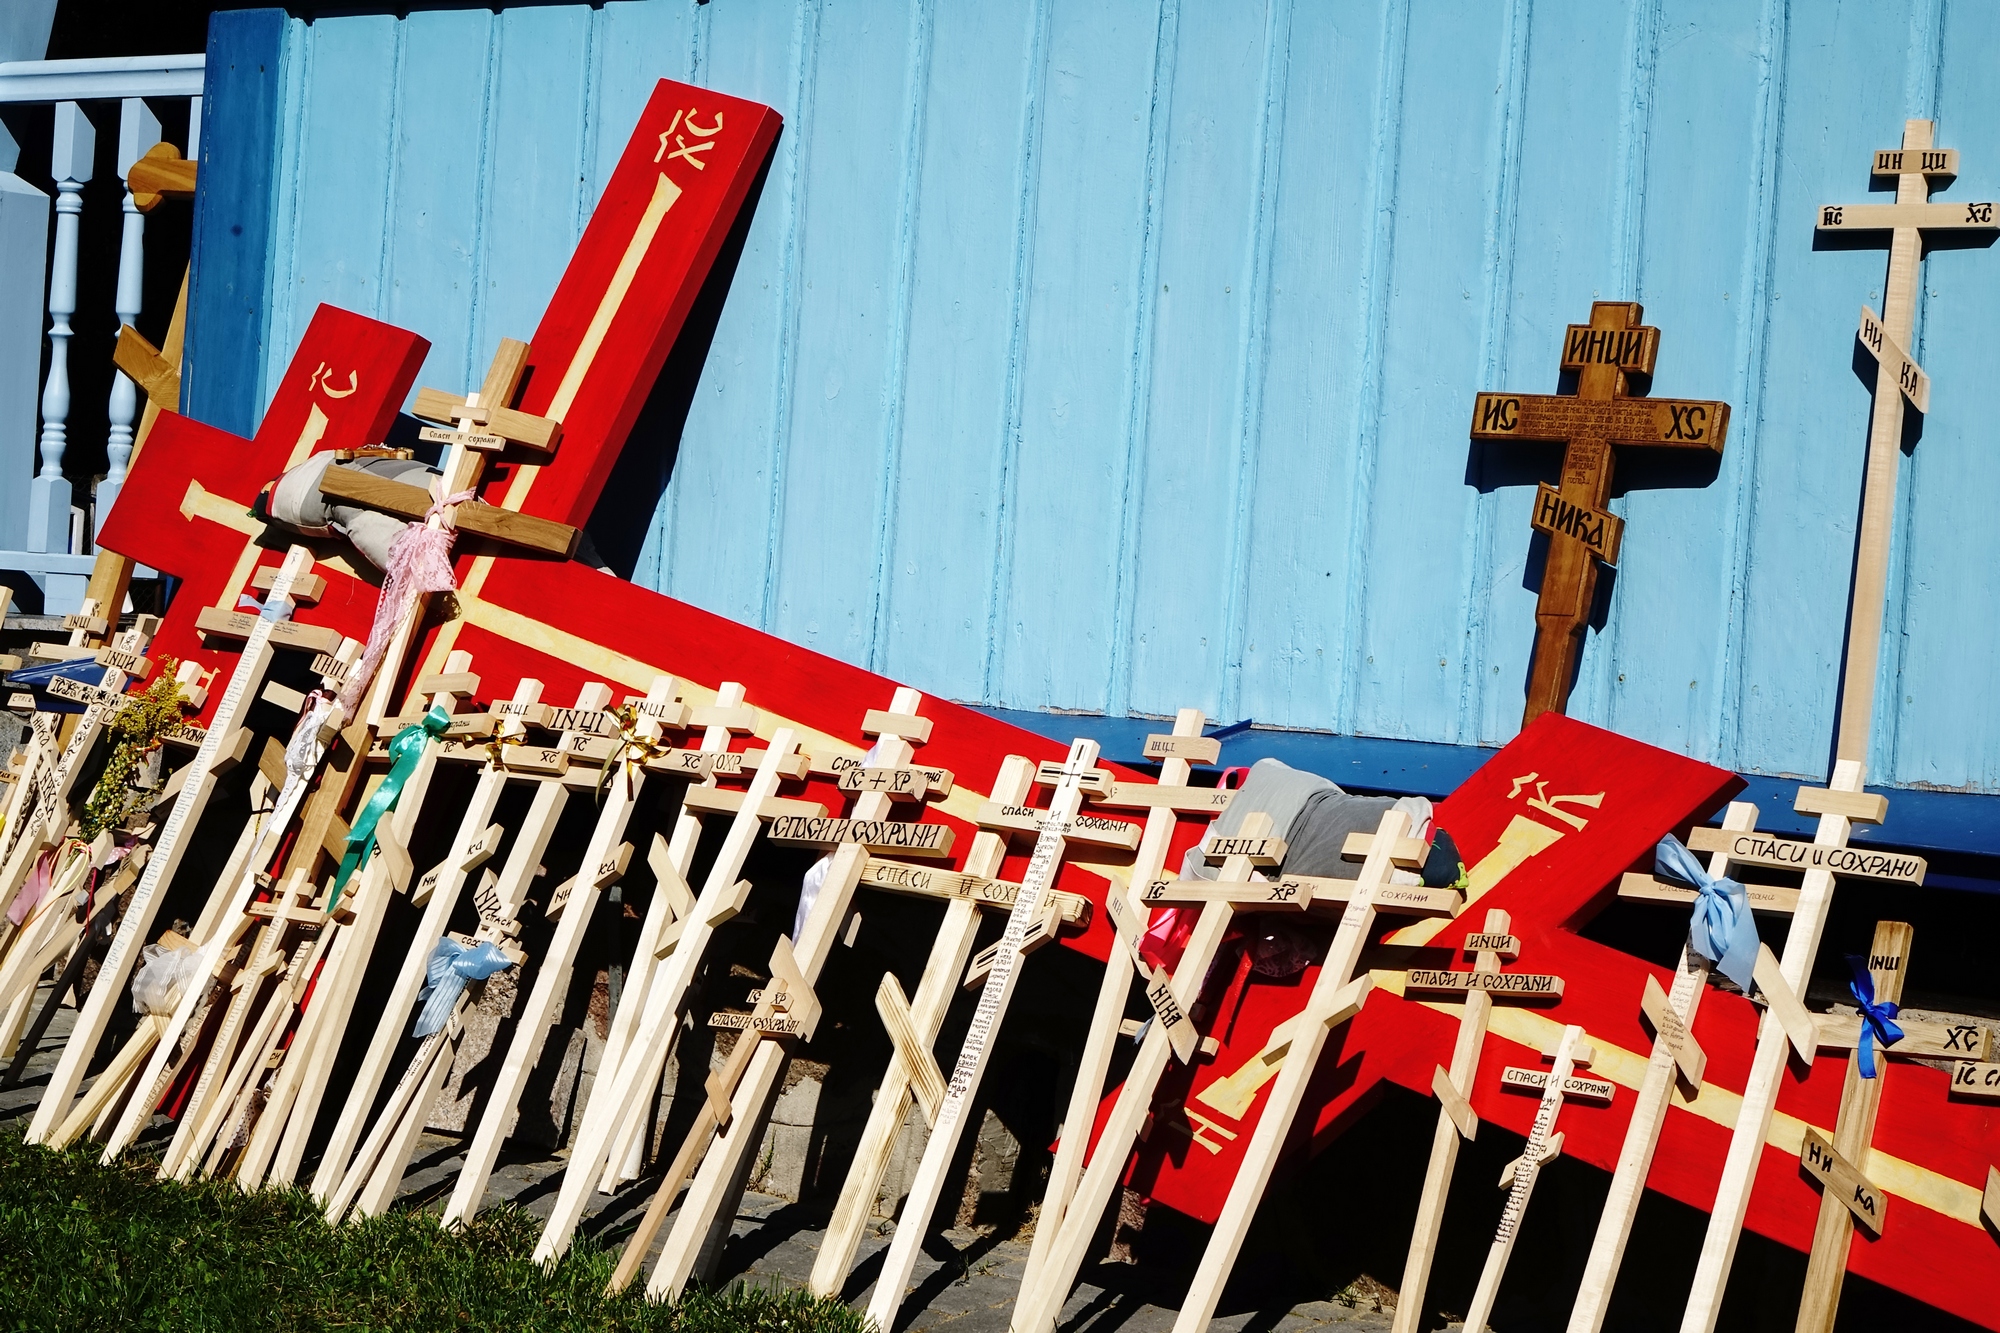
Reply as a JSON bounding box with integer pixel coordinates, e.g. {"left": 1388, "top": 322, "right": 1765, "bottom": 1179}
{"left": 1083, "top": 714, "right": 1999, "bottom": 1329}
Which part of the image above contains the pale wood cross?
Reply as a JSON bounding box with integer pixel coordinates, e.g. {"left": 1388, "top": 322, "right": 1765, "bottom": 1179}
{"left": 868, "top": 739, "right": 1206, "bottom": 1332}
{"left": 1163, "top": 810, "right": 1462, "bottom": 1333}
{"left": 1390, "top": 908, "right": 1568, "bottom": 1333}
{"left": 1680, "top": 121, "right": 1998, "bottom": 1333}
{"left": 986, "top": 710, "right": 1228, "bottom": 1303}
{"left": 519, "top": 703, "right": 820, "bottom": 1250}
{"left": 441, "top": 674, "right": 711, "bottom": 1224}
{"left": 614, "top": 691, "right": 957, "bottom": 1295}
{"left": 320, "top": 677, "right": 669, "bottom": 1220}
{"left": 101, "top": 653, "right": 477, "bottom": 1170}
{"left": 27, "top": 546, "right": 342, "bottom": 1151}
{"left": 161, "top": 869, "right": 325, "bottom": 1179}
{"left": 317, "top": 338, "right": 577, "bottom": 561}
{"left": 1470, "top": 301, "right": 1731, "bottom": 724}
{"left": 1459, "top": 1024, "right": 1616, "bottom": 1333}
{"left": 1794, "top": 921, "right": 1993, "bottom": 1333}
{"left": 229, "top": 656, "right": 480, "bottom": 1188}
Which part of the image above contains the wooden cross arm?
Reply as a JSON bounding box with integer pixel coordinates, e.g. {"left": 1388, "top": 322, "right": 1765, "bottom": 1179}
{"left": 410, "top": 388, "right": 561, "bottom": 454}
{"left": 127, "top": 142, "right": 197, "bottom": 212}
{"left": 1138, "top": 877, "right": 1312, "bottom": 910}
{"left": 1470, "top": 392, "right": 1729, "bottom": 453}
{"left": 114, "top": 326, "right": 180, "bottom": 412}
{"left": 1801, "top": 1128, "right": 1887, "bottom": 1234}
{"left": 1814, "top": 1014, "right": 1992, "bottom": 1061}
{"left": 315, "top": 464, "right": 579, "bottom": 558}
{"left": 1616, "top": 870, "right": 1800, "bottom": 914}
{"left": 1816, "top": 199, "right": 1997, "bottom": 232}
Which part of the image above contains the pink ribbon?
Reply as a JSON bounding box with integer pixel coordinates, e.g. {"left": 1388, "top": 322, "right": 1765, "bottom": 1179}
{"left": 336, "top": 489, "right": 476, "bottom": 716}
{"left": 6, "top": 850, "right": 58, "bottom": 927}
{"left": 1138, "top": 766, "right": 1251, "bottom": 973}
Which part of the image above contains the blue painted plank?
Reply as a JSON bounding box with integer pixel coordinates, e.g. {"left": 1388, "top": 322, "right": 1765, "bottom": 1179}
{"left": 874, "top": 0, "right": 1039, "bottom": 699}
{"left": 1880, "top": 1, "right": 2000, "bottom": 790}
{"left": 378, "top": 8, "right": 495, "bottom": 407}
{"left": 1345, "top": 0, "right": 1513, "bottom": 744}
{"left": 1728, "top": 0, "right": 1919, "bottom": 782}
{"left": 990, "top": 0, "right": 1164, "bottom": 714}
{"left": 184, "top": 7, "right": 286, "bottom": 437}
{"left": 1118, "top": 0, "right": 1273, "bottom": 718}
{"left": 472, "top": 7, "right": 597, "bottom": 370}
{"left": 761, "top": 0, "right": 917, "bottom": 665}
{"left": 649, "top": 0, "right": 811, "bottom": 622}
{"left": 590, "top": 2, "right": 696, "bottom": 202}
{"left": 1231, "top": 0, "right": 1394, "bottom": 732}
{"left": 281, "top": 16, "right": 402, "bottom": 347}
{"left": 1588, "top": 0, "right": 1770, "bottom": 763}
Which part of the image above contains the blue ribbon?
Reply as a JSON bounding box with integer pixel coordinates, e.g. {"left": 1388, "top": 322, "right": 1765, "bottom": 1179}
{"left": 413, "top": 937, "right": 514, "bottom": 1038}
{"left": 330, "top": 703, "right": 451, "bottom": 907}
{"left": 1656, "top": 834, "right": 1760, "bottom": 991}
{"left": 237, "top": 590, "right": 292, "bottom": 623}
{"left": 1846, "top": 956, "right": 1904, "bottom": 1079}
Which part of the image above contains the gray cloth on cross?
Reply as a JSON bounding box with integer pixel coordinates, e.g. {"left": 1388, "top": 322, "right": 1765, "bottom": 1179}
{"left": 1178, "top": 756, "right": 1431, "bottom": 881}
{"left": 267, "top": 453, "right": 442, "bottom": 570}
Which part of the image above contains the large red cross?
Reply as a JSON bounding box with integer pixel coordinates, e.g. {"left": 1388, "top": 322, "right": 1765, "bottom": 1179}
{"left": 97, "top": 77, "right": 786, "bottom": 706}
{"left": 1100, "top": 714, "right": 1999, "bottom": 1329}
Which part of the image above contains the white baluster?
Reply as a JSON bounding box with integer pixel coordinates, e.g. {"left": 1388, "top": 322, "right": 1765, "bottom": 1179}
{"left": 95, "top": 98, "right": 160, "bottom": 540}
{"left": 31, "top": 101, "right": 90, "bottom": 613}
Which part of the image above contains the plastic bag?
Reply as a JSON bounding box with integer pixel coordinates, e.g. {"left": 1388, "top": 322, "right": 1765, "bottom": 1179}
{"left": 131, "top": 942, "right": 203, "bottom": 1016}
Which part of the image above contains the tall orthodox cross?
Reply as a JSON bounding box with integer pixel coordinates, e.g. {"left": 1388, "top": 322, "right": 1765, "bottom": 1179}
{"left": 1470, "top": 302, "right": 1731, "bottom": 725}
{"left": 1679, "top": 119, "right": 1999, "bottom": 1333}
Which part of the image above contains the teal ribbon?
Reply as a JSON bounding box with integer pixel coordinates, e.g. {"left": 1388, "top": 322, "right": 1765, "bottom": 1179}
{"left": 331, "top": 703, "right": 450, "bottom": 908}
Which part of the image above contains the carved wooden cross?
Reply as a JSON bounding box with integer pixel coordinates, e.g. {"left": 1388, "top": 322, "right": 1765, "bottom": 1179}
{"left": 1470, "top": 301, "right": 1731, "bottom": 724}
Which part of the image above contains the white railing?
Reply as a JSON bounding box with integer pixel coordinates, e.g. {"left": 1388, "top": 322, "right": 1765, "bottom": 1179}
{"left": 0, "top": 55, "right": 203, "bottom": 614}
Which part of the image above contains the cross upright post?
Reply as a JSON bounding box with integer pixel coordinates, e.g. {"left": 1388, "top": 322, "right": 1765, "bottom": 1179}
{"left": 1677, "top": 122, "right": 1999, "bottom": 1333}
{"left": 1470, "top": 302, "right": 1731, "bottom": 725}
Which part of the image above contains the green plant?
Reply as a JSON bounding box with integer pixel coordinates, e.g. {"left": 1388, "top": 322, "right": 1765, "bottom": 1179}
{"left": 0, "top": 1128, "right": 872, "bottom": 1333}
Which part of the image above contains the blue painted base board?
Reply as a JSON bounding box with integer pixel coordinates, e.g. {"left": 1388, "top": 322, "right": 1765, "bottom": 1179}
{"left": 974, "top": 706, "right": 2000, "bottom": 895}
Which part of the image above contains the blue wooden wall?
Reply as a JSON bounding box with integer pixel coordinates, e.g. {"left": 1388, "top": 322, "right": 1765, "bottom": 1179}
{"left": 217, "top": 0, "right": 2000, "bottom": 793}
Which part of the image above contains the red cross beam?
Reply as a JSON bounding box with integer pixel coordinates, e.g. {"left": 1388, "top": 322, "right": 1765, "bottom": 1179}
{"left": 95, "top": 78, "right": 786, "bottom": 715}
{"left": 1084, "top": 713, "right": 2000, "bottom": 1331}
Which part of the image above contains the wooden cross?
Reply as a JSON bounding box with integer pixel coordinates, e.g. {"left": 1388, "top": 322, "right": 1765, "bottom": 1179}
{"left": 1794, "top": 922, "right": 1993, "bottom": 1333}
{"left": 520, "top": 703, "right": 818, "bottom": 1248}
{"left": 439, "top": 675, "right": 705, "bottom": 1224}
{"left": 228, "top": 658, "right": 476, "bottom": 1188}
{"left": 313, "top": 676, "right": 642, "bottom": 1217}
{"left": 27, "top": 545, "right": 333, "bottom": 1149}
{"left": 1470, "top": 301, "right": 1730, "bottom": 724}
{"left": 1460, "top": 1024, "right": 1615, "bottom": 1332}
{"left": 858, "top": 743, "right": 1221, "bottom": 1330}
{"left": 160, "top": 870, "right": 324, "bottom": 1178}
{"left": 1391, "top": 909, "right": 1569, "bottom": 1333}
{"left": 48, "top": 81, "right": 776, "bottom": 1171}
{"left": 315, "top": 337, "right": 579, "bottom": 562}
{"left": 99, "top": 652, "right": 472, "bottom": 1169}
{"left": 1680, "top": 121, "right": 1998, "bottom": 1333}
{"left": 1163, "top": 809, "right": 1462, "bottom": 1333}
{"left": 875, "top": 710, "right": 1217, "bottom": 1304}
{"left": 607, "top": 691, "right": 957, "bottom": 1294}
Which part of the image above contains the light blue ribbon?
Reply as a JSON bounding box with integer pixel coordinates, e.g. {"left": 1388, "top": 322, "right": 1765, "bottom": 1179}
{"left": 1846, "top": 956, "right": 1904, "bottom": 1079}
{"left": 330, "top": 703, "right": 451, "bottom": 908}
{"left": 237, "top": 590, "right": 293, "bottom": 623}
{"left": 1656, "top": 834, "right": 1760, "bottom": 991}
{"left": 413, "top": 937, "right": 514, "bottom": 1038}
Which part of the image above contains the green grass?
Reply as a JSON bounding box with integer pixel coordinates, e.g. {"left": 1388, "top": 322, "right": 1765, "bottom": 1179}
{"left": 0, "top": 1129, "right": 873, "bottom": 1333}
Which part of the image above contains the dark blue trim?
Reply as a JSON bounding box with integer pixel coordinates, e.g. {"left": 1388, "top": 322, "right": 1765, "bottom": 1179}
{"left": 184, "top": 9, "right": 286, "bottom": 437}
{"left": 973, "top": 706, "right": 2000, "bottom": 891}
